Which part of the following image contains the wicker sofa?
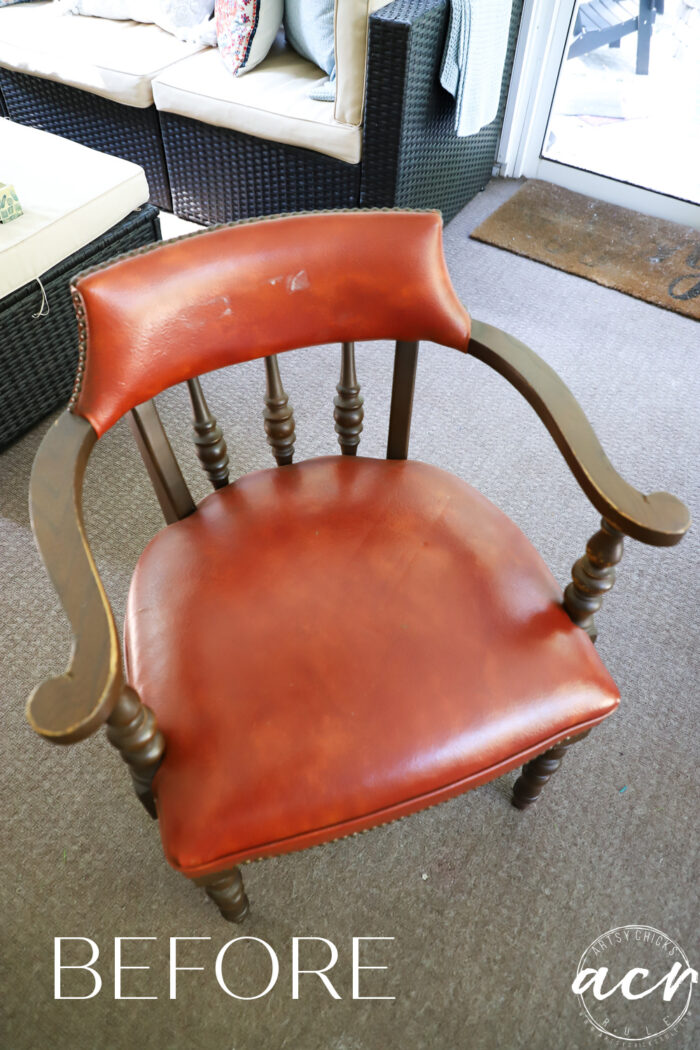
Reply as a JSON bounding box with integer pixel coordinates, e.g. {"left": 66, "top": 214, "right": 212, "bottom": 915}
{"left": 0, "top": 3, "right": 205, "bottom": 211}
{"left": 0, "top": 0, "right": 523, "bottom": 224}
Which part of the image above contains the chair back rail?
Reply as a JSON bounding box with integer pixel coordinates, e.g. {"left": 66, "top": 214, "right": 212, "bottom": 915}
{"left": 68, "top": 211, "right": 471, "bottom": 437}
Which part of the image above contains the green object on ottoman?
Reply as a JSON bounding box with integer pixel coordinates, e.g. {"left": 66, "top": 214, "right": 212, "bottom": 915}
{"left": 0, "top": 180, "right": 22, "bottom": 221}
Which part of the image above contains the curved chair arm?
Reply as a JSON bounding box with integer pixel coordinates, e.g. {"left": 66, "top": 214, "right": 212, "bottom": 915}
{"left": 468, "top": 320, "right": 691, "bottom": 546}
{"left": 27, "top": 411, "right": 124, "bottom": 744}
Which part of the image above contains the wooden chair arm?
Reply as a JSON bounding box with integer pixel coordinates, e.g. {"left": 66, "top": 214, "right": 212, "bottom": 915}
{"left": 468, "top": 320, "right": 691, "bottom": 546}
{"left": 27, "top": 412, "right": 124, "bottom": 743}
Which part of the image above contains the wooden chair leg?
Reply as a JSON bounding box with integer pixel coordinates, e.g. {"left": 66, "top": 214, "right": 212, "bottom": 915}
{"left": 196, "top": 867, "right": 250, "bottom": 923}
{"left": 512, "top": 730, "right": 590, "bottom": 810}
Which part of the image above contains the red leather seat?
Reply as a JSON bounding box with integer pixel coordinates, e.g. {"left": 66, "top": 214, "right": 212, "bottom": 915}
{"left": 125, "top": 456, "right": 619, "bottom": 878}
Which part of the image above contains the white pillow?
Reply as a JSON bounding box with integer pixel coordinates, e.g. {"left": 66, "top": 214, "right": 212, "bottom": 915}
{"left": 216, "top": 0, "right": 284, "bottom": 76}
{"left": 57, "top": 1, "right": 217, "bottom": 46}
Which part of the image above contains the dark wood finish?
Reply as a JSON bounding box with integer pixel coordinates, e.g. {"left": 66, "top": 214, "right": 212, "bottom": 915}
{"left": 468, "top": 320, "right": 691, "bottom": 546}
{"left": 196, "top": 867, "right": 250, "bottom": 923}
{"left": 263, "top": 355, "right": 295, "bottom": 465}
{"left": 128, "top": 400, "right": 196, "bottom": 524}
{"left": 27, "top": 412, "right": 123, "bottom": 743}
{"left": 334, "top": 342, "right": 364, "bottom": 455}
{"left": 186, "top": 377, "right": 230, "bottom": 489}
{"left": 512, "top": 730, "right": 591, "bottom": 809}
{"left": 564, "top": 518, "right": 624, "bottom": 642}
{"left": 106, "top": 685, "right": 165, "bottom": 818}
{"left": 386, "top": 341, "right": 419, "bottom": 460}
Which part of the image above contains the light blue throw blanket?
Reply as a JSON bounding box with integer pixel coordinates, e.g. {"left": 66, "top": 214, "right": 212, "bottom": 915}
{"left": 440, "top": 0, "right": 514, "bottom": 137}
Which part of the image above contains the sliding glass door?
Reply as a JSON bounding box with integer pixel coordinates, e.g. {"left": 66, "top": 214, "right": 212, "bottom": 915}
{"left": 499, "top": 0, "right": 700, "bottom": 225}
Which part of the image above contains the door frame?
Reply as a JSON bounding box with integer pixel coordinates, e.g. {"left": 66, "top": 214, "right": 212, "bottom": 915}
{"left": 497, "top": 0, "right": 700, "bottom": 228}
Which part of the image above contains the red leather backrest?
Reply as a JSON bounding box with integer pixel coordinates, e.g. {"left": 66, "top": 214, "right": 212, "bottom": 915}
{"left": 70, "top": 210, "right": 471, "bottom": 436}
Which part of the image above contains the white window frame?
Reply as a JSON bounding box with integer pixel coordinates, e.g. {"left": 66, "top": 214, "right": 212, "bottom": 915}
{"left": 497, "top": 0, "right": 700, "bottom": 228}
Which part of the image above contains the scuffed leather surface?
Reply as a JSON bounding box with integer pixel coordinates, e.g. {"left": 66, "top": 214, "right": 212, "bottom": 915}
{"left": 72, "top": 211, "right": 471, "bottom": 435}
{"left": 124, "top": 457, "right": 619, "bottom": 876}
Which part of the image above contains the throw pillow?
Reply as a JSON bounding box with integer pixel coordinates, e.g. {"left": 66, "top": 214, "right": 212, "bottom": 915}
{"left": 56, "top": 1, "right": 217, "bottom": 45}
{"left": 216, "top": 0, "right": 283, "bottom": 76}
{"left": 283, "top": 0, "right": 335, "bottom": 80}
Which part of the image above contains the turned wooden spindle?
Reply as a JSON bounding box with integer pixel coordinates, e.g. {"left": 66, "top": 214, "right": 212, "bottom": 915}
{"left": 187, "top": 377, "right": 230, "bottom": 489}
{"left": 199, "top": 867, "right": 250, "bottom": 924}
{"left": 334, "top": 342, "right": 364, "bottom": 455}
{"left": 263, "top": 355, "right": 295, "bottom": 465}
{"left": 106, "top": 685, "right": 165, "bottom": 819}
{"left": 564, "top": 518, "right": 624, "bottom": 642}
{"left": 512, "top": 731, "right": 590, "bottom": 810}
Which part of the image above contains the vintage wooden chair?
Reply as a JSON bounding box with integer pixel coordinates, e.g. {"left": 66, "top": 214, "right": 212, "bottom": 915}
{"left": 27, "top": 211, "right": 690, "bottom": 922}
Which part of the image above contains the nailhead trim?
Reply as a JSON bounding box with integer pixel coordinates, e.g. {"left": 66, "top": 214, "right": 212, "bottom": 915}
{"left": 223, "top": 730, "right": 591, "bottom": 868}
{"left": 238, "top": 803, "right": 432, "bottom": 867}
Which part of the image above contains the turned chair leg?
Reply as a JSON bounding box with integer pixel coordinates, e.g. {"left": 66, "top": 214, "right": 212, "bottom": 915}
{"left": 195, "top": 867, "right": 250, "bottom": 923}
{"left": 512, "top": 730, "right": 590, "bottom": 810}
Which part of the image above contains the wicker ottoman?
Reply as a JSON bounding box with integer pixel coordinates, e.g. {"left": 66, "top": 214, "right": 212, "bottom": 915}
{"left": 0, "top": 121, "right": 160, "bottom": 448}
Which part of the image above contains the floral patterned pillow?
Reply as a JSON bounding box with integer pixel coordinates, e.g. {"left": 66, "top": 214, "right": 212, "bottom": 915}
{"left": 216, "top": 0, "right": 283, "bottom": 76}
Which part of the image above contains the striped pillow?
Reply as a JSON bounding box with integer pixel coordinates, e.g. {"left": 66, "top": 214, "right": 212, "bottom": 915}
{"left": 216, "top": 0, "right": 283, "bottom": 76}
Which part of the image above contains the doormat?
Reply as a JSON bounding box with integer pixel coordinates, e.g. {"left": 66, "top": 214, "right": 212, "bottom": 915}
{"left": 470, "top": 181, "right": 700, "bottom": 321}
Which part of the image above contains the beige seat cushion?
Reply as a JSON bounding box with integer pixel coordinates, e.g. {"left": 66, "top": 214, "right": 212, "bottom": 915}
{"left": 334, "top": 0, "right": 392, "bottom": 126}
{"left": 152, "top": 42, "right": 362, "bottom": 165}
{"left": 0, "top": 2, "right": 204, "bottom": 108}
{"left": 0, "top": 120, "right": 149, "bottom": 299}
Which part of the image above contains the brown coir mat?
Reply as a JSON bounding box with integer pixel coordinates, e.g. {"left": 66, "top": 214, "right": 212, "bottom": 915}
{"left": 471, "top": 180, "right": 700, "bottom": 320}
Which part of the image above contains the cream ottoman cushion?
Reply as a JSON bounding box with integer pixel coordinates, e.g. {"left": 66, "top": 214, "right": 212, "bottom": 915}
{"left": 0, "top": 119, "right": 149, "bottom": 299}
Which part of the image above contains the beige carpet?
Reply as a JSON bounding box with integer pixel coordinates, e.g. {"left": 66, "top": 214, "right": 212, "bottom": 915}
{"left": 471, "top": 180, "right": 700, "bottom": 320}
{"left": 1, "top": 180, "right": 698, "bottom": 1050}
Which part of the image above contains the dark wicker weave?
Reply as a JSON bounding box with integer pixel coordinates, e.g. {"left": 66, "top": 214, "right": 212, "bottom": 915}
{"left": 160, "top": 0, "right": 522, "bottom": 226}
{"left": 159, "top": 112, "right": 361, "bottom": 226}
{"left": 0, "top": 204, "right": 160, "bottom": 449}
{"left": 0, "top": 70, "right": 172, "bottom": 211}
{"left": 363, "top": 0, "right": 524, "bottom": 222}
{"left": 0, "top": 87, "right": 7, "bottom": 119}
